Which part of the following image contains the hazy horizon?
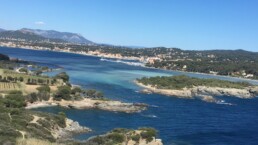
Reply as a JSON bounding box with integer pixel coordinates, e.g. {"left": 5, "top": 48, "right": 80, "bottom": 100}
{"left": 1, "top": 0, "right": 258, "bottom": 51}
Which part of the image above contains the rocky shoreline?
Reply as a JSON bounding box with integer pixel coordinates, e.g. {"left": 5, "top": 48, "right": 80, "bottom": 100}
{"left": 84, "top": 129, "right": 163, "bottom": 145}
{"left": 55, "top": 118, "right": 91, "bottom": 139}
{"left": 26, "top": 98, "right": 147, "bottom": 113}
{"left": 135, "top": 81, "right": 258, "bottom": 102}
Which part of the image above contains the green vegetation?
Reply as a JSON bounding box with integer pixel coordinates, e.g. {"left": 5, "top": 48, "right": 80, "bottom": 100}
{"left": 0, "top": 53, "right": 160, "bottom": 145}
{"left": 19, "top": 68, "right": 28, "bottom": 73}
{"left": 86, "top": 127, "right": 158, "bottom": 145}
{"left": 0, "top": 69, "right": 55, "bottom": 86}
{"left": 54, "top": 86, "right": 72, "bottom": 101}
{"left": 139, "top": 127, "right": 157, "bottom": 143}
{"left": 26, "top": 85, "right": 51, "bottom": 103}
{"left": 137, "top": 75, "right": 252, "bottom": 90}
{"left": 131, "top": 134, "right": 141, "bottom": 142}
{"left": 71, "top": 87, "right": 82, "bottom": 95}
{"left": 54, "top": 85, "right": 106, "bottom": 101}
{"left": 0, "top": 91, "right": 69, "bottom": 144}
{"left": 3, "top": 91, "right": 26, "bottom": 108}
{"left": 83, "top": 89, "right": 104, "bottom": 99}
{"left": 54, "top": 72, "right": 69, "bottom": 82}
{"left": 0, "top": 82, "right": 21, "bottom": 92}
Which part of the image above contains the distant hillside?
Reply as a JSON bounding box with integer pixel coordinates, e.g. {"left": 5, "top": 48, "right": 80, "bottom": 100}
{"left": 0, "top": 30, "right": 65, "bottom": 43}
{"left": 21, "top": 28, "right": 94, "bottom": 44}
{"left": 0, "top": 28, "right": 5, "bottom": 32}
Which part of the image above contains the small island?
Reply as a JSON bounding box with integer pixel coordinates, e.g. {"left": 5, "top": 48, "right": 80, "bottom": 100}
{"left": 136, "top": 75, "right": 258, "bottom": 103}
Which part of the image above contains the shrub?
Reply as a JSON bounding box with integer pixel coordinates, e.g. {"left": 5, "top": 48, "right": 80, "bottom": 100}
{"left": 107, "top": 132, "right": 125, "bottom": 143}
{"left": 131, "top": 134, "right": 140, "bottom": 143}
{"left": 56, "top": 112, "right": 66, "bottom": 128}
{"left": 10, "top": 108, "right": 22, "bottom": 115}
{"left": 26, "top": 93, "right": 38, "bottom": 103}
{"left": 54, "top": 72, "right": 69, "bottom": 82}
{"left": 89, "top": 136, "right": 106, "bottom": 144}
{"left": 139, "top": 127, "right": 157, "bottom": 143}
{"left": 19, "top": 68, "right": 28, "bottom": 73}
{"left": 71, "top": 87, "right": 82, "bottom": 95}
{"left": 54, "top": 86, "right": 71, "bottom": 100}
{"left": 37, "top": 85, "right": 51, "bottom": 93}
{"left": 4, "top": 91, "right": 25, "bottom": 108}
{"left": 112, "top": 128, "right": 130, "bottom": 134}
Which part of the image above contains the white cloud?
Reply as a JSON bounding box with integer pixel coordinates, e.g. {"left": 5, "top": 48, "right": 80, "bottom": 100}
{"left": 34, "top": 21, "right": 45, "bottom": 25}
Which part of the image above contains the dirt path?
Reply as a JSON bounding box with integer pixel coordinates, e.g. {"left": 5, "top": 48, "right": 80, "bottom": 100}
{"left": 8, "top": 113, "right": 12, "bottom": 122}
{"left": 30, "top": 115, "right": 45, "bottom": 125}
{"left": 16, "top": 130, "right": 26, "bottom": 139}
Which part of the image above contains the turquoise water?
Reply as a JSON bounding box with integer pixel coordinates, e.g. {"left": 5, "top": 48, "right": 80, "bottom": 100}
{"left": 1, "top": 47, "right": 258, "bottom": 145}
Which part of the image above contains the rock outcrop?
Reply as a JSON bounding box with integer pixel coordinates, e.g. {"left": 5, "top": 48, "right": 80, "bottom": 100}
{"left": 54, "top": 118, "right": 91, "bottom": 139}
{"left": 84, "top": 128, "right": 163, "bottom": 145}
{"left": 191, "top": 86, "right": 256, "bottom": 98}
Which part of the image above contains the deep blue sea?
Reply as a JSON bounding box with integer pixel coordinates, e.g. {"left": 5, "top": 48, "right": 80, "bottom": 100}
{"left": 1, "top": 47, "right": 258, "bottom": 145}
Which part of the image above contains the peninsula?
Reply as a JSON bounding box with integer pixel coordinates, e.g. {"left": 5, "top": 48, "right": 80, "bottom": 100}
{"left": 136, "top": 75, "right": 258, "bottom": 103}
{"left": 0, "top": 61, "right": 147, "bottom": 113}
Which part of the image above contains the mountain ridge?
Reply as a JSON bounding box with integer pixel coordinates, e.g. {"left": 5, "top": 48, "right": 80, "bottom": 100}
{"left": 0, "top": 28, "right": 5, "bottom": 32}
{"left": 0, "top": 30, "right": 66, "bottom": 42}
{"left": 20, "top": 28, "right": 93, "bottom": 44}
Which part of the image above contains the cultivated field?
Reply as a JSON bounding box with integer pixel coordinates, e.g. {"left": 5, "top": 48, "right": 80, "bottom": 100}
{"left": 0, "top": 82, "right": 21, "bottom": 92}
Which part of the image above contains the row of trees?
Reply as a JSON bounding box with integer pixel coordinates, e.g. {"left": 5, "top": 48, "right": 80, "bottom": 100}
{"left": 0, "top": 75, "right": 54, "bottom": 85}
{"left": 53, "top": 85, "right": 104, "bottom": 101}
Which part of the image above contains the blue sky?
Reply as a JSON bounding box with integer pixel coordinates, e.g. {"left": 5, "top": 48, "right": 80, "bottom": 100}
{"left": 0, "top": 0, "right": 258, "bottom": 51}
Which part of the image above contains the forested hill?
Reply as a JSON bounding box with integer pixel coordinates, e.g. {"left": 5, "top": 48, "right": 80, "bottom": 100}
{"left": 145, "top": 48, "right": 258, "bottom": 80}
{"left": 0, "top": 28, "right": 93, "bottom": 44}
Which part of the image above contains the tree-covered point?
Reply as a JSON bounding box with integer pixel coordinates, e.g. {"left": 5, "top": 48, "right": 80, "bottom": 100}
{"left": 85, "top": 127, "right": 158, "bottom": 145}
{"left": 137, "top": 75, "right": 253, "bottom": 90}
{"left": 54, "top": 72, "right": 69, "bottom": 82}
{"left": 53, "top": 85, "right": 105, "bottom": 101}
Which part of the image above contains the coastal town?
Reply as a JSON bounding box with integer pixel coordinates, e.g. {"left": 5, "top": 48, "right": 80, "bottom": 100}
{"left": 0, "top": 30, "right": 257, "bottom": 81}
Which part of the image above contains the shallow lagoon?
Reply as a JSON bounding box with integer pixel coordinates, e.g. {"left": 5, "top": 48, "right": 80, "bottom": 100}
{"left": 1, "top": 47, "right": 258, "bottom": 145}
